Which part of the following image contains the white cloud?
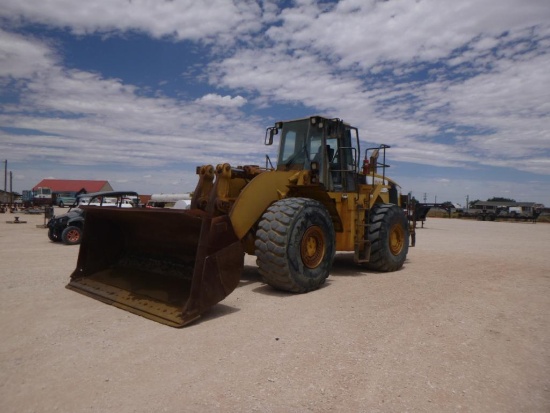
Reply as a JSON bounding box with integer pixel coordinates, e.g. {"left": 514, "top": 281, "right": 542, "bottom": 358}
{"left": 0, "top": 0, "right": 262, "bottom": 44}
{"left": 207, "top": 0, "right": 550, "bottom": 174}
{"left": 0, "top": 30, "right": 57, "bottom": 79}
{"left": 0, "top": 34, "right": 267, "bottom": 170}
{"left": 267, "top": 0, "right": 550, "bottom": 70}
{"left": 1, "top": 0, "right": 549, "bottom": 205}
{"left": 196, "top": 93, "right": 247, "bottom": 107}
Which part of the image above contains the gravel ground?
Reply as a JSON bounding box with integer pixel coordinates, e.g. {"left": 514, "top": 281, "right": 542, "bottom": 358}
{"left": 1, "top": 209, "right": 549, "bottom": 413}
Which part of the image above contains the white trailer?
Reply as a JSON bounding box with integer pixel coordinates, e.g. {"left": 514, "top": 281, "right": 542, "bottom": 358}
{"left": 146, "top": 193, "right": 192, "bottom": 209}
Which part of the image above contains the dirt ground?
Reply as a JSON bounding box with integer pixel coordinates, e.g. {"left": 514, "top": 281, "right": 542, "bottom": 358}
{"left": 0, "top": 209, "right": 549, "bottom": 413}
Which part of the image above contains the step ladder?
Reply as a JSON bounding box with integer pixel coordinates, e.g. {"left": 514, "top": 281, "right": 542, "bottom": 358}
{"left": 354, "top": 204, "right": 371, "bottom": 264}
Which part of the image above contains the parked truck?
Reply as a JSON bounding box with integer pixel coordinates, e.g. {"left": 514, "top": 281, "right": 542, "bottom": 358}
{"left": 22, "top": 187, "right": 52, "bottom": 207}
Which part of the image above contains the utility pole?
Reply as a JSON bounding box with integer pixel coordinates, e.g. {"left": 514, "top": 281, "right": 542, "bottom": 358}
{"left": 466, "top": 195, "right": 469, "bottom": 211}
{"left": 3, "top": 159, "right": 6, "bottom": 193}
{"left": 423, "top": 193, "right": 427, "bottom": 203}
{"left": 10, "top": 171, "right": 13, "bottom": 203}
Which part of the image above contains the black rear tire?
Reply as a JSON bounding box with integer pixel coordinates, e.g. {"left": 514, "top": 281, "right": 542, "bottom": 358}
{"left": 255, "top": 198, "right": 335, "bottom": 293}
{"left": 364, "top": 204, "right": 409, "bottom": 272}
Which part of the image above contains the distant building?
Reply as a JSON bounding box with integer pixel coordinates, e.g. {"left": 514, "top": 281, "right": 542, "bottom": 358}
{"left": 473, "top": 201, "right": 516, "bottom": 212}
{"left": 473, "top": 201, "right": 542, "bottom": 216}
{"left": 0, "top": 189, "right": 14, "bottom": 204}
{"left": 33, "top": 179, "right": 113, "bottom": 193}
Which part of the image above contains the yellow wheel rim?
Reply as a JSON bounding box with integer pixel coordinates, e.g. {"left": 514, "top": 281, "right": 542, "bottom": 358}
{"left": 300, "top": 226, "right": 325, "bottom": 268}
{"left": 389, "top": 223, "right": 405, "bottom": 256}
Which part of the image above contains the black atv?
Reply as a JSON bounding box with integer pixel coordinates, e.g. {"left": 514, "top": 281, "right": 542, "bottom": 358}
{"left": 47, "top": 206, "right": 85, "bottom": 245}
{"left": 47, "top": 191, "right": 140, "bottom": 245}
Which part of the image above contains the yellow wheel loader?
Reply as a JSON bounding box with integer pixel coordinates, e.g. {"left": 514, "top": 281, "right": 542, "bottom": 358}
{"left": 67, "top": 116, "right": 415, "bottom": 327}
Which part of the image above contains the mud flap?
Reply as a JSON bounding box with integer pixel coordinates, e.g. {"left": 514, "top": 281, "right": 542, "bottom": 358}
{"left": 67, "top": 207, "right": 244, "bottom": 327}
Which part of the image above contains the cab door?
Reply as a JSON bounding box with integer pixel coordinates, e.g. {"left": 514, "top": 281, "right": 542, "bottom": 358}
{"left": 328, "top": 123, "right": 359, "bottom": 193}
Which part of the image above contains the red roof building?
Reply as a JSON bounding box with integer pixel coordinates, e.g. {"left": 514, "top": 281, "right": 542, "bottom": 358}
{"left": 33, "top": 179, "right": 113, "bottom": 193}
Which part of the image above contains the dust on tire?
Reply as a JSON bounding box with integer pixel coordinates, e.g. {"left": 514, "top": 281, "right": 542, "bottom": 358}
{"left": 364, "top": 203, "right": 409, "bottom": 272}
{"left": 255, "top": 197, "right": 335, "bottom": 293}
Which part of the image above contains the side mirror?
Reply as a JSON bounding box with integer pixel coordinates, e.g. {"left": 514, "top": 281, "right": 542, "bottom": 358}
{"left": 265, "top": 127, "right": 278, "bottom": 145}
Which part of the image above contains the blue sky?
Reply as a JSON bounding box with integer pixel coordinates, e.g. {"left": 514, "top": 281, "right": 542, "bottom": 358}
{"left": 1, "top": 0, "right": 549, "bottom": 206}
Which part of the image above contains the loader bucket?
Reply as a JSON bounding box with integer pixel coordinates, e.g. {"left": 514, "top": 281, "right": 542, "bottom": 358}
{"left": 67, "top": 207, "right": 244, "bottom": 327}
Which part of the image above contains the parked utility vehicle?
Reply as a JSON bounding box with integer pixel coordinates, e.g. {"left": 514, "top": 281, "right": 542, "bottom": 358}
{"left": 47, "top": 191, "right": 139, "bottom": 245}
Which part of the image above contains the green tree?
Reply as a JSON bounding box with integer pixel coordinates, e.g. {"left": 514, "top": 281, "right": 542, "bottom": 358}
{"left": 487, "top": 197, "right": 516, "bottom": 203}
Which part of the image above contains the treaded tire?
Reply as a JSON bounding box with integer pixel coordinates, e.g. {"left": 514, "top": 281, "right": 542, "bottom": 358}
{"left": 47, "top": 228, "right": 59, "bottom": 242}
{"left": 255, "top": 197, "right": 335, "bottom": 293}
{"left": 364, "top": 204, "right": 409, "bottom": 272}
{"left": 62, "top": 226, "right": 82, "bottom": 245}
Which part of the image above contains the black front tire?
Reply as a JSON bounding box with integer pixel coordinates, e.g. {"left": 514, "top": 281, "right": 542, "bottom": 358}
{"left": 61, "top": 226, "right": 82, "bottom": 245}
{"left": 47, "top": 228, "right": 59, "bottom": 242}
{"left": 364, "top": 204, "right": 409, "bottom": 272}
{"left": 255, "top": 198, "right": 335, "bottom": 293}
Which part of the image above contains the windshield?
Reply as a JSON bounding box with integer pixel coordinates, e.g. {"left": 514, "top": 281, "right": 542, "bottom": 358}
{"left": 277, "top": 119, "right": 309, "bottom": 167}
{"left": 276, "top": 119, "right": 326, "bottom": 169}
{"left": 34, "top": 187, "right": 51, "bottom": 196}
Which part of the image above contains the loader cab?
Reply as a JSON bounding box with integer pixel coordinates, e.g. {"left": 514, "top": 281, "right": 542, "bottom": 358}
{"left": 268, "top": 116, "right": 360, "bottom": 192}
